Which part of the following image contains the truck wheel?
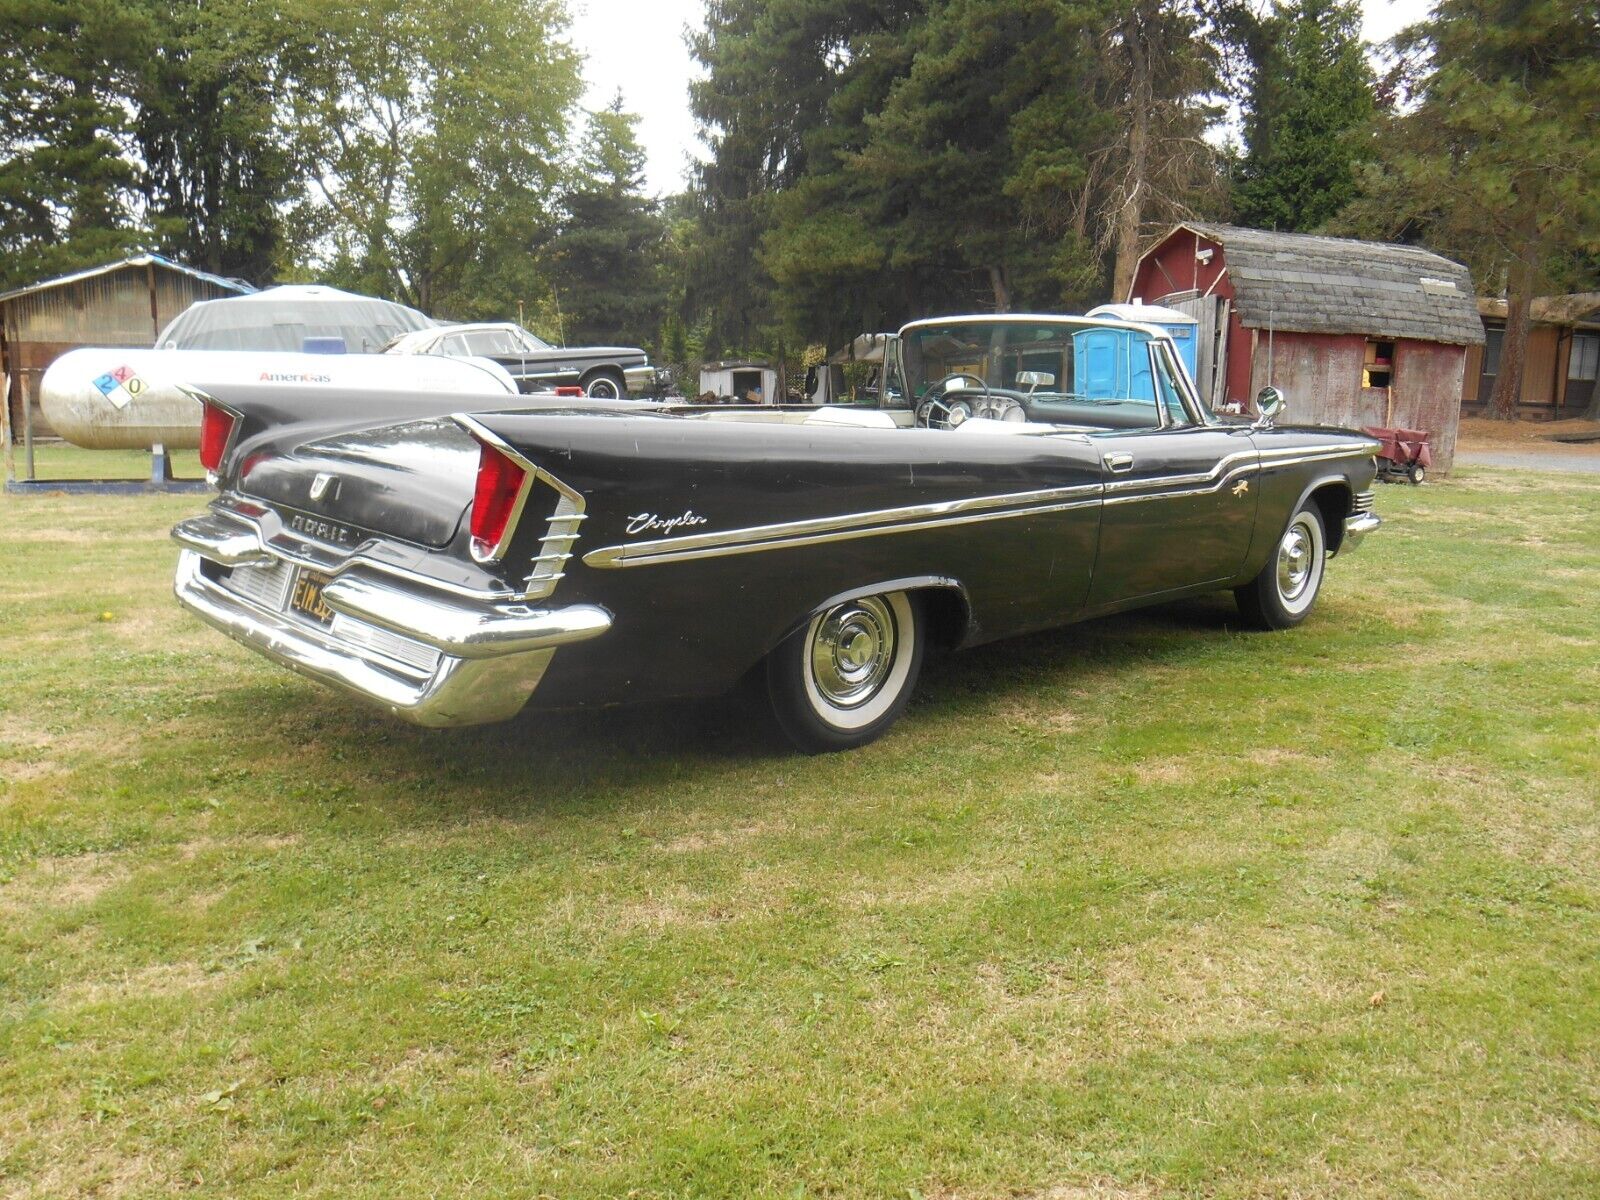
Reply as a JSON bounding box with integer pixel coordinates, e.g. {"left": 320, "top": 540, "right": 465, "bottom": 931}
{"left": 582, "top": 369, "right": 626, "bottom": 399}
{"left": 767, "top": 591, "right": 923, "bottom": 753}
{"left": 1234, "top": 504, "right": 1326, "bottom": 630}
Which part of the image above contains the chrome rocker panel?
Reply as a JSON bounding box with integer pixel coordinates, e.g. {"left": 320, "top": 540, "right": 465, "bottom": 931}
{"left": 173, "top": 530, "right": 612, "bottom": 727}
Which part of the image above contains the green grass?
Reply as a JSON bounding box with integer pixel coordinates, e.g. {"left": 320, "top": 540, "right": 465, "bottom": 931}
{"left": 2, "top": 451, "right": 1597, "bottom": 1198}
{"left": 6, "top": 443, "right": 204, "bottom": 482}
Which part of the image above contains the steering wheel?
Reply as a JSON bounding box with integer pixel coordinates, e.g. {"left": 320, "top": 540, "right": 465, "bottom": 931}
{"left": 917, "top": 372, "right": 991, "bottom": 429}
{"left": 917, "top": 373, "right": 1027, "bottom": 428}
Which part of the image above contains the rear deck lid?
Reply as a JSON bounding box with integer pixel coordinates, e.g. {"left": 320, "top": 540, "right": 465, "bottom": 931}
{"left": 240, "top": 417, "right": 478, "bottom": 549}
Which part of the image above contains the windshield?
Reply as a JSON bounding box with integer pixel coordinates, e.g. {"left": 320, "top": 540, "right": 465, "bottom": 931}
{"left": 902, "top": 321, "right": 1079, "bottom": 398}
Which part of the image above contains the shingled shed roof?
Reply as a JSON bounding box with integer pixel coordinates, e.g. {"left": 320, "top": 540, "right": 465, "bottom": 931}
{"left": 1172, "top": 223, "right": 1484, "bottom": 345}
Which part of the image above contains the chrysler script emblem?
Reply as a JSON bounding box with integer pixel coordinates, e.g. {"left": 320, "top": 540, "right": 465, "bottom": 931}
{"left": 625, "top": 509, "right": 709, "bottom": 537}
{"left": 309, "top": 473, "right": 340, "bottom": 501}
{"left": 1232, "top": 480, "right": 1250, "bottom": 498}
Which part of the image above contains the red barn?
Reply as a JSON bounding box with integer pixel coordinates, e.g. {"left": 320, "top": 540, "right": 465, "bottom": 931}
{"left": 1129, "top": 224, "right": 1483, "bottom": 472}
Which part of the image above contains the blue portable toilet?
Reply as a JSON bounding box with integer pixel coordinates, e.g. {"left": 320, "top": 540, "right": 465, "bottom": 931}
{"left": 1087, "top": 301, "right": 1200, "bottom": 383}
{"left": 1072, "top": 325, "right": 1155, "bottom": 402}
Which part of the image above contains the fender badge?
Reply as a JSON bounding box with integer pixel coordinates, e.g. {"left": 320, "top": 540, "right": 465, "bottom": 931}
{"left": 625, "top": 509, "right": 708, "bottom": 537}
{"left": 1232, "top": 480, "right": 1250, "bottom": 497}
{"left": 310, "top": 473, "right": 340, "bottom": 501}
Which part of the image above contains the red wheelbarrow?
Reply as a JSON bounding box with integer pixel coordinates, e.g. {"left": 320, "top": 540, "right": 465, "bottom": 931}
{"left": 1363, "top": 425, "right": 1432, "bottom": 485}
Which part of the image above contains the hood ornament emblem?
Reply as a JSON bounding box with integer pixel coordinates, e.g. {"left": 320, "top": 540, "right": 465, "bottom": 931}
{"left": 310, "top": 473, "right": 340, "bottom": 501}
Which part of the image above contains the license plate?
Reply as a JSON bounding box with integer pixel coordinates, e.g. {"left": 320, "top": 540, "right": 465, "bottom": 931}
{"left": 290, "top": 569, "right": 336, "bottom": 626}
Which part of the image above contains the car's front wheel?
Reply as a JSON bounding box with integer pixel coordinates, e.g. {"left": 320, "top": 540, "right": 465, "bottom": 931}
{"left": 767, "top": 591, "right": 924, "bottom": 753}
{"left": 1235, "top": 503, "right": 1327, "bottom": 630}
{"left": 582, "top": 368, "right": 627, "bottom": 399}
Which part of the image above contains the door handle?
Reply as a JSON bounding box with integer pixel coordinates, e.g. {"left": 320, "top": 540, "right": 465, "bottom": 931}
{"left": 1104, "top": 452, "right": 1134, "bottom": 473}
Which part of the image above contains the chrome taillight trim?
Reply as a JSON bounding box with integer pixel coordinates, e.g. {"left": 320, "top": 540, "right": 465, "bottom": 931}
{"left": 179, "top": 384, "right": 242, "bottom": 487}
{"left": 453, "top": 414, "right": 587, "bottom": 601}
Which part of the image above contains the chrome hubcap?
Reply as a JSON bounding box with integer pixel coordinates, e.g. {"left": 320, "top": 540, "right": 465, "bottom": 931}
{"left": 1277, "top": 522, "right": 1313, "bottom": 601}
{"left": 810, "top": 598, "right": 896, "bottom": 708}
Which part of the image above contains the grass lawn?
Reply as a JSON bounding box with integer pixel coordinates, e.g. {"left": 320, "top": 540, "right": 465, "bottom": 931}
{"left": 2, "top": 452, "right": 1597, "bottom": 1198}
{"left": 7, "top": 443, "right": 204, "bottom": 483}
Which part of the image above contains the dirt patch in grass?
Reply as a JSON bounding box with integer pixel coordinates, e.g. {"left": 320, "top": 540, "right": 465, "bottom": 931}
{"left": 2, "top": 850, "right": 133, "bottom": 909}
{"left": 658, "top": 819, "right": 791, "bottom": 854}
{"left": 52, "top": 959, "right": 219, "bottom": 1011}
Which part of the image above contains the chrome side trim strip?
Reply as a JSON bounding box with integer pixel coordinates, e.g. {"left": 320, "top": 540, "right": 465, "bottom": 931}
{"left": 1257, "top": 442, "right": 1379, "bottom": 463}
{"left": 582, "top": 444, "right": 1375, "bottom": 570}
{"left": 1102, "top": 449, "right": 1258, "bottom": 494}
{"left": 587, "top": 498, "right": 1102, "bottom": 568}
{"left": 583, "top": 483, "right": 1103, "bottom": 569}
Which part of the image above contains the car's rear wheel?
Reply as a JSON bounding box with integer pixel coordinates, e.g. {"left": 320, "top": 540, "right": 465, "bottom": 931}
{"left": 767, "top": 591, "right": 923, "bottom": 753}
{"left": 1235, "top": 503, "right": 1326, "bottom": 630}
{"left": 582, "top": 368, "right": 627, "bottom": 399}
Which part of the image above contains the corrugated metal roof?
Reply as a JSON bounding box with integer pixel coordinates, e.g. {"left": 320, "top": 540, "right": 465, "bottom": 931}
{"left": 1159, "top": 224, "right": 1484, "bottom": 345}
{"left": 0, "top": 254, "right": 254, "bottom": 305}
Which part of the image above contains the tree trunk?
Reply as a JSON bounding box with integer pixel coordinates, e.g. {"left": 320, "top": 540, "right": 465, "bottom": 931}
{"left": 1488, "top": 254, "right": 1537, "bottom": 420}
{"left": 1111, "top": 22, "right": 1152, "bottom": 301}
{"left": 988, "top": 265, "right": 1011, "bottom": 312}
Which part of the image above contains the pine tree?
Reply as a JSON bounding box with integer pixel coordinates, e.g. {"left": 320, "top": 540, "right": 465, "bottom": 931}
{"left": 1336, "top": 0, "right": 1600, "bottom": 418}
{"left": 546, "top": 97, "right": 668, "bottom": 348}
{"left": 0, "top": 0, "right": 144, "bottom": 287}
{"left": 1233, "top": 0, "right": 1374, "bottom": 232}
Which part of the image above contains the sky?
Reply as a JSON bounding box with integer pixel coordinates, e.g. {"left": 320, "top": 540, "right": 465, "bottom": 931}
{"left": 567, "top": 0, "right": 1439, "bottom": 197}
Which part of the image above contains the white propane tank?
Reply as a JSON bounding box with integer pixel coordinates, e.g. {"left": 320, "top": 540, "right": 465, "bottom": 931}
{"left": 39, "top": 349, "right": 518, "bottom": 450}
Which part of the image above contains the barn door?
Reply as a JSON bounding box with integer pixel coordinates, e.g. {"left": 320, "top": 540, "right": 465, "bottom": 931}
{"left": 1167, "top": 295, "right": 1227, "bottom": 410}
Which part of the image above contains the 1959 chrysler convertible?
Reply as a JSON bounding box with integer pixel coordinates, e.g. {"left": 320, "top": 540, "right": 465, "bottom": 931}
{"left": 171, "top": 314, "right": 1381, "bottom": 752}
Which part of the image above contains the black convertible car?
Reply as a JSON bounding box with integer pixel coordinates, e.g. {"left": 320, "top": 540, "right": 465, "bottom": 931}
{"left": 384, "top": 321, "right": 655, "bottom": 398}
{"left": 172, "top": 313, "right": 1380, "bottom": 752}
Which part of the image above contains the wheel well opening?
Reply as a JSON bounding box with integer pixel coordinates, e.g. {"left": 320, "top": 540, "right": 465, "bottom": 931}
{"left": 913, "top": 586, "right": 970, "bottom": 650}
{"left": 1308, "top": 483, "right": 1351, "bottom": 555}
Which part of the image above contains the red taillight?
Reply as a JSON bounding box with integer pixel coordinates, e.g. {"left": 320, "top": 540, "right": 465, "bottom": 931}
{"left": 199, "top": 402, "right": 235, "bottom": 473}
{"left": 469, "top": 440, "right": 528, "bottom": 560}
{"left": 554, "top": 385, "right": 584, "bottom": 396}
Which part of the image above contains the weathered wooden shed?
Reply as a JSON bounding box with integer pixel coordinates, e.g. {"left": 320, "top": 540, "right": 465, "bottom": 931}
{"left": 1130, "top": 224, "right": 1483, "bottom": 472}
{"left": 1463, "top": 293, "right": 1600, "bottom": 420}
{"left": 0, "top": 255, "right": 253, "bottom": 445}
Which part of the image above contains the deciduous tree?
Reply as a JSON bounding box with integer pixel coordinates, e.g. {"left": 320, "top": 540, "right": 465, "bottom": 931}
{"left": 278, "top": 0, "right": 581, "bottom": 318}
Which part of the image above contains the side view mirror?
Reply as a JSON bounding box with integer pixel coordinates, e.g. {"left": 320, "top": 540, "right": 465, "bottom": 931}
{"left": 1254, "top": 385, "right": 1286, "bottom": 427}
{"left": 1016, "top": 370, "right": 1055, "bottom": 392}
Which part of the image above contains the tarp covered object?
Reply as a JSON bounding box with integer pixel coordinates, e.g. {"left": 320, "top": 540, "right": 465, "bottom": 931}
{"left": 156, "top": 284, "right": 434, "bottom": 353}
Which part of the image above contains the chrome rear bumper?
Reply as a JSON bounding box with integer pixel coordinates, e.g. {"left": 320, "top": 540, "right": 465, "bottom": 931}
{"left": 624, "top": 365, "right": 657, "bottom": 394}
{"left": 173, "top": 521, "right": 611, "bottom": 727}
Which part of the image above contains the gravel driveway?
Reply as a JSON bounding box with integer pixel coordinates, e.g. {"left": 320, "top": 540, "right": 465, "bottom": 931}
{"left": 1455, "top": 449, "right": 1600, "bottom": 475}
